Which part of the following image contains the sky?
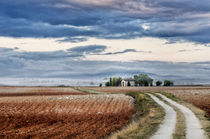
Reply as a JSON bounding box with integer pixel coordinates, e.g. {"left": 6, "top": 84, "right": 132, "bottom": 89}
{"left": 0, "top": 0, "right": 210, "bottom": 85}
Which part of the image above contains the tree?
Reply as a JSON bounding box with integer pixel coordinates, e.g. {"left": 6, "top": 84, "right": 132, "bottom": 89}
{"left": 144, "top": 81, "right": 149, "bottom": 86}
{"left": 127, "top": 81, "right": 131, "bottom": 86}
{"left": 134, "top": 75, "right": 139, "bottom": 86}
{"left": 106, "top": 77, "right": 122, "bottom": 87}
{"left": 113, "top": 77, "right": 116, "bottom": 86}
{"left": 105, "top": 82, "right": 110, "bottom": 87}
{"left": 109, "top": 78, "right": 112, "bottom": 86}
{"left": 134, "top": 74, "right": 153, "bottom": 86}
{"left": 116, "top": 77, "right": 122, "bottom": 86}
{"left": 156, "top": 81, "right": 162, "bottom": 86}
{"left": 99, "top": 83, "right": 102, "bottom": 87}
{"left": 164, "top": 80, "right": 174, "bottom": 86}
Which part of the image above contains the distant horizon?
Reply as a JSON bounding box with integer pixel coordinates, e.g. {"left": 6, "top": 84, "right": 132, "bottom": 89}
{"left": 1, "top": 77, "right": 210, "bottom": 86}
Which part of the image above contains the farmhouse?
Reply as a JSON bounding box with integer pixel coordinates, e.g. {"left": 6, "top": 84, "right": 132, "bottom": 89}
{"left": 121, "top": 78, "right": 135, "bottom": 87}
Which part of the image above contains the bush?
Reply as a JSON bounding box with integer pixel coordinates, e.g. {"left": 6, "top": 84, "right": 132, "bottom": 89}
{"left": 163, "top": 80, "right": 174, "bottom": 86}
{"left": 127, "top": 81, "right": 131, "bottom": 86}
{"left": 156, "top": 81, "right": 162, "bottom": 86}
{"left": 105, "top": 82, "right": 110, "bottom": 87}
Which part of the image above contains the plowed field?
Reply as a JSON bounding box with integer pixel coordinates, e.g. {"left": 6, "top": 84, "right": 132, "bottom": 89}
{"left": 0, "top": 94, "right": 135, "bottom": 139}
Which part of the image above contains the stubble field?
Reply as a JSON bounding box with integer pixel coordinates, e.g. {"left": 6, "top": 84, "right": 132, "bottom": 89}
{"left": 1, "top": 86, "right": 209, "bottom": 138}
{"left": 0, "top": 87, "right": 135, "bottom": 139}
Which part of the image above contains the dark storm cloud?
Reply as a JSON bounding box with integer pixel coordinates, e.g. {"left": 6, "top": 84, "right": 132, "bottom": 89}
{"left": 57, "top": 37, "right": 88, "bottom": 43}
{"left": 1, "top": 47, "right": 210, "bottom": 85}
{"left": 98, "top": 49, "right": 151, "bottom": 55}
{"left": 0, "top": 0, "right": 210, "bottom": 43}
{"left": 102, "top": 49, "right": 137, "bottom": 55}
{"left": 67, "top": 45, "right": 107, "bottom": 54}
{"left": 0, "top": 45, "right": 107, "bottom": 62}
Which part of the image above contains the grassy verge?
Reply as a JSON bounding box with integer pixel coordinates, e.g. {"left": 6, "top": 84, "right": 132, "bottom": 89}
{"left": 108, "top": 92, "right": 165, "bottom": 139}
{"left": 158, "top": 92, "right": 210, "bottom": 138}
{"left": 71, "top": 87, "right": 104, "bottom": 94}
{"left": 152, "top": 93, "right": 186, "bottom": 139}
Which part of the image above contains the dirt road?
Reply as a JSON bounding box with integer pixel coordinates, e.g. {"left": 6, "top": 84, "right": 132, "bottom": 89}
{"left": 156, "top": 93, "right": 206, "bottom": 139}
{"left": 148, "top": 94, "right": 176, "bottom": 139}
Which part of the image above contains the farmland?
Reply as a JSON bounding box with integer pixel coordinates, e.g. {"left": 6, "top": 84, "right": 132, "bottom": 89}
{"left": 1, "top": 86, "right": 210, "bottom": 138}
{"left": 86, "top": 86, "right": 210, "bottom": 118}
{"left": 0, "top": 87, "right": 86, "bottom": 97}
{"left": 0, "top": 88, "right": 135, "bottom": 139}
{"left": 166, "top": 89, "right": 210, "bottom": 118}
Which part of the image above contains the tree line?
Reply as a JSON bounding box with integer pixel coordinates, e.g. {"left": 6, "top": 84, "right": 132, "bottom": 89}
{"left": 103, "top": 74, "right": 174, "bottom": 87}
{"left": 105, "top": 77, "right": 122, "bottom": 87}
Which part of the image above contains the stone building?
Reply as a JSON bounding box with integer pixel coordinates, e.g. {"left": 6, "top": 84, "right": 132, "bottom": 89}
{"left": 121, "top": 78, "right": 135, "bottom": 87}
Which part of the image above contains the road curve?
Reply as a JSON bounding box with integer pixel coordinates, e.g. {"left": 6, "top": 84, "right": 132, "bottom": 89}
{"left": 148, "top": 94, "right": 176, "bottom": 139}
{"left": 157, "top": 93, "right": 206, "bottom": 139}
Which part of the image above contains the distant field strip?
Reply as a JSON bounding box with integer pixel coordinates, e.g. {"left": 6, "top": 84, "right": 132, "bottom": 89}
{"left": 0, "top": 87, "right": 86, "bottom": 96}
{"left": 148, "top": 94, "right": 176, "bottom": 139}
{"left": 157, "top": 93, "right": 206, "bottom": 139}
{"left": 0, "top": 94, "right": 135, "bottom": 139}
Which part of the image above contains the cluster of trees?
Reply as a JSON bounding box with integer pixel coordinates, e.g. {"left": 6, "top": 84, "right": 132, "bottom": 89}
{"left": 105, "top": 77, "right": 122, "bottom": 87}
{"left": 134, "top": 74, "right": 153, "bottom": 86}
{"left": 155, "top": 80, "right": 174, "bottom": 86}
{"left": 103, "top": 74, "right": 174, "bottom": 87}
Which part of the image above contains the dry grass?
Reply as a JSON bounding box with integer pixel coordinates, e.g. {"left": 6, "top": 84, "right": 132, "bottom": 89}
{"left": 108, "top": 92, "right": 165, "bottom": 139}
{"left": 0, "top": 94, "right": 135, "bottom": 139}
{"left": 173, "top": 108, "right": 186, "bottom": 139}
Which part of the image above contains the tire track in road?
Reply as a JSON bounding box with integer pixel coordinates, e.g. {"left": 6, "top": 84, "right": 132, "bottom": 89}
{"left": 148, "top": 94, "right": 176, "bottom": 139}
{"left": 157, "top": 93, "right": 206, "bottom": 139}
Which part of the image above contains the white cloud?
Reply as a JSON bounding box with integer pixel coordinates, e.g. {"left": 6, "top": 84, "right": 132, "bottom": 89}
{"left": 142, "top": 23, "right": 150, "bottom": 31}
{"left": 1, "top": 37, "right": 210, "bottom": 62}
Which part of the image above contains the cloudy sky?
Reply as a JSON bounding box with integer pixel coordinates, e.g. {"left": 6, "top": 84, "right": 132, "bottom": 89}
{"left": 1, "top": 0, "right": 210, "bottom": 85}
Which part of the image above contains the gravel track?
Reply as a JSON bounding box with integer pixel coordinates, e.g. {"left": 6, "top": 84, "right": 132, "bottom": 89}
{"left": 148, "top": 94, "right": 176, "bottom": 139}
{"left": 157, "top": 93, "right": 206, "bottom": 139}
